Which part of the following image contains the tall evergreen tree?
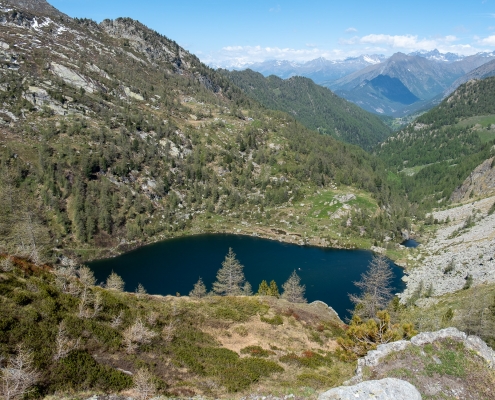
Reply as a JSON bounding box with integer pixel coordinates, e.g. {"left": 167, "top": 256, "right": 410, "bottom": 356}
{"left": 212, "top": 248, "right": 247, "bottom": 296}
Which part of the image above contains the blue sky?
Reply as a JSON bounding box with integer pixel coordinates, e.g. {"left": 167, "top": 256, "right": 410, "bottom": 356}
{"left": 49, "top": 0, "right": 495, "bottom": 67}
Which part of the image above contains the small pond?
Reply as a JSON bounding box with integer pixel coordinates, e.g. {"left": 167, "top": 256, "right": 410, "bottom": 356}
{"left": 89, "top": 234, "right": 405, "bottom": 320}
{"left": 402, "top": 239, "right": 420, "bottom": 248}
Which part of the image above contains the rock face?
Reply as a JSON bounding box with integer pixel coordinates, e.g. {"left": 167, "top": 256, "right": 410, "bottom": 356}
{"left": 450, "top": 157, "right": 495, "bottom": 202}
{"left": 399, "top": 195, "right": 495, "bottom": 302}
{"left": 350, "top": 327, "right": 495, "bottom": 385}
{"left": 319, "top": 378, "right": 421, "bottom": 400}
{"left": 4, "top": 0, "right": 68, "bottom": 18}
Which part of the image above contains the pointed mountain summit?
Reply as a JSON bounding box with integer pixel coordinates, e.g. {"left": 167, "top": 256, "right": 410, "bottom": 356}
{"left": 2, "top": 0, "right": 68, "bottom": 18}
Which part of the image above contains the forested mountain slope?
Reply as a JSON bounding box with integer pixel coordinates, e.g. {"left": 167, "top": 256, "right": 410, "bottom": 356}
{"left": 219, "top": 69, "right": 392, "bottom": 150}
{"left": 378, "top": 77, "right": 495, "bottom": 208}
{"left": 0, "top": 0, "right": 413, "bottom": 265}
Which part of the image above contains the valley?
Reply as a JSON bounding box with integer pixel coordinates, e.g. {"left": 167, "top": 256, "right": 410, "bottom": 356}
{"left": 1, "top": 0, "right": 495, "bottom": 399}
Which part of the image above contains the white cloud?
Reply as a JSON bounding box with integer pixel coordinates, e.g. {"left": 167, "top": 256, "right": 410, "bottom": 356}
{"left": 345, "top": 27, "right": 358, "bottom": 33}
{"left": 479, "top": 34, "right": 495, "bottom": 45}
{"left": 202, "top": 33, "right": 488, "bottom": 68}
{"left": 269, "top": 5, "right": 281, "bottom": 13}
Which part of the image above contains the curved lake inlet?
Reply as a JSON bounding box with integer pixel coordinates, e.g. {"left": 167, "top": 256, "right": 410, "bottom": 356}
{"left": 89, "top": 234, "right": 405, "bottom": 320}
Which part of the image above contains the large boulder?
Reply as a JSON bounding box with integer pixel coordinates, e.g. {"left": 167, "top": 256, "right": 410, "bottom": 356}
{"left": 318, "top": 378, "right": 421, "bottom": 400}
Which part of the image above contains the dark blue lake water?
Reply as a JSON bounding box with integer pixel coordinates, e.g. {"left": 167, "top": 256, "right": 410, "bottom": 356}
{"left": 88, "top": 234, "right": 404, "bottom": 320}
{"left": 402, "top": 239, "right": 420, "bottom": 248}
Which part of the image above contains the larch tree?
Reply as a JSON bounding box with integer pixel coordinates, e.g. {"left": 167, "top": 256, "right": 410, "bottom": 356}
{"left": 106, "top": 271, "right": 125, "bottom": 291}
{"left": 281, "top": 271, "right": 306, "bottom": 303}
{"left": 349, "top": 254, "right": 394, "bottom": 319}
{"left": 0, "top": 345, "right": 40, "bottom": 400}
{"left": 189, "top": 277, "right": 207, "bottom": 298}
{"left": 212, "top": 248, "right": 248, "bottom": 296}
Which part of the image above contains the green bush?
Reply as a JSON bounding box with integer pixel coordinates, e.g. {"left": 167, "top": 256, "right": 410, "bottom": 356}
{"left": 50, "top": 350, "right": 132, "bottom": 392}
{"left": 279, "top": 351, "right": 332, "bottom": 369}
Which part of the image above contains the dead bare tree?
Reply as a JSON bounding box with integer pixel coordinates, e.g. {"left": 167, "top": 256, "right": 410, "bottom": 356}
{"left": 0, "top": 345, "right": 40, "bottom": 400}
{"left": 53, "top": 321, "right": 80, "bottom": 361}
{"left": 111, "top": 310, "right": 124, "bottom": 329}
{"left": 122, "top": 318, "right": 157, "bottom": 354}
{"left": 350, "top": 255, "right": 394, "bottom": 319}
{"left": 133, "top": 368, "right": 157, "bottom": 400}
{"left": 53, "top": 265, "right": 80, "bottom": 296}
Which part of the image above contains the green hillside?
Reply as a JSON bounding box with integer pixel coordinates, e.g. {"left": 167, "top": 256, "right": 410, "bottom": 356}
{"left": 219, "top": 69, "right": 392, "bottom": 150}
{"left": 378, "top": 77, "right": 495, "bottom": 208}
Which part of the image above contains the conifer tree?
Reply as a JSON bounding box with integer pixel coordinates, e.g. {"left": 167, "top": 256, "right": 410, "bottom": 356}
{"left": 349, "top": 255, "right": 394, "bottom": 319}
{"left": 243, "top": 281, "right": 253, "bottom": 296}
{"left": 212, "top": 248, "right": 248, "bottom": 296}
{"left": 189, "top": 277, "right": 207, "bottom": 298}
{"left": 281, "top": 270, "right": 306, "bottom": 303}
{"left": 268, "top": 280, "right": 280, "bottom": 298}
{"left": 257, "top": 280, "right": 270, "bottom": 295}
{"left": 106, "top": 271, "right": 125, "bottom": 292}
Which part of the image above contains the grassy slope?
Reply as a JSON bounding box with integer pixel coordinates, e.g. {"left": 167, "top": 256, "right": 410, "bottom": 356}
{"left": 219, "top": 69, "right": 392, "bottom": 151}
{"left": 0, "top": 256, "right": 354, "bottom": 399}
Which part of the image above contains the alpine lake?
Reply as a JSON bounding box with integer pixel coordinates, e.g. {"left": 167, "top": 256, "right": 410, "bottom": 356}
{"left": 88, "top": 234, "right": 405, "bottom": 320}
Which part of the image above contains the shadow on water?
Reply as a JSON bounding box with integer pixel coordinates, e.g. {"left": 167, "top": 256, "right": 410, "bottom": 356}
{"left": 88, "top": 234, "right": 405, "bottom": 321}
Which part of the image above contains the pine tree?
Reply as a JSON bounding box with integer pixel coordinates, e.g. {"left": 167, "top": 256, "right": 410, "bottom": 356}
{"left": 281, "top": 271, "right": 306, "bottom": 303}
{"left": 189, "top": 277, "right": 207, "bottom": 298}
{"left": 257, "top": 280, "right": 270, "bottom": 295}
{"left": 212, "top": 248, "right": 247, "bottom": 296}
{"left": 268, "top": 280, "right": 280, "bottom": 298}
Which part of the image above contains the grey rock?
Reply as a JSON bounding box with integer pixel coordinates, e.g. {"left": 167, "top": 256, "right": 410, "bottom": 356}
{"left": 319, "top": 378, "right": 422, "bottom": 400}
{"left": 411, "top": 327, "right": 466, "bottom": 346}
{"left": 465, "top": 335, "right": 495, "bottom": 368}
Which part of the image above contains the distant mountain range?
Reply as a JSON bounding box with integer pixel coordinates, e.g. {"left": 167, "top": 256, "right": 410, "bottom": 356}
{"left": 219, "top": 49, "right": 495, "bottom": 117}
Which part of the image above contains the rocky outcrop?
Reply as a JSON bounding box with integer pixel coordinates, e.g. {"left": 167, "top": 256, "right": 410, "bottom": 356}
{"left": 319, "top": 378, "right": 421, "bottom": 400}
{"left": 350, "top": 328, "right": 495, "bottom": 385}
{"left": 450, "top": 157, "right": 495, "bottom": 202}
{"left": 399, "top": 195, "right": 495, "bottom": 301}
{"left": 3, "top": 0, "right": 69, "bottom": 19}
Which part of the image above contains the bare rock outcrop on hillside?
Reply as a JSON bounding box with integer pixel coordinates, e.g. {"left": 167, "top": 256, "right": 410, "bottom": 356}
{"left": 451, "top": 157, "right": 495, "bottom": 202}
{"left": 319, "top": 378, "right": 421, "bottom": 400}
{"left": 3, "top": 0, "right": 68, "bottom": 18}
{"left": 399, "top": 195, "right": 495, "bottom": 302}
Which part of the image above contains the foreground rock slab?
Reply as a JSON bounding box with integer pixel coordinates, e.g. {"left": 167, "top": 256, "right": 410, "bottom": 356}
{"left": 318, "top": 378, "right": 421, "bottom": 400}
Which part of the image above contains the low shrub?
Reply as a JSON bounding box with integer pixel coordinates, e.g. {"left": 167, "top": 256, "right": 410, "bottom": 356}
{"left": 50, "top": 350, "right": 132, "bottom": 392}
{"left": 260, "top": 314, "right": 283, "bottom": 325}
{"left": 240, "top": 345, "right": 275, "bottom": 357}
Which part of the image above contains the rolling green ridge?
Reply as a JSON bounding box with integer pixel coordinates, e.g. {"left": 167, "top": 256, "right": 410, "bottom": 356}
{"left": 219, "top": 69, "right": 392, "bottom": 150}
